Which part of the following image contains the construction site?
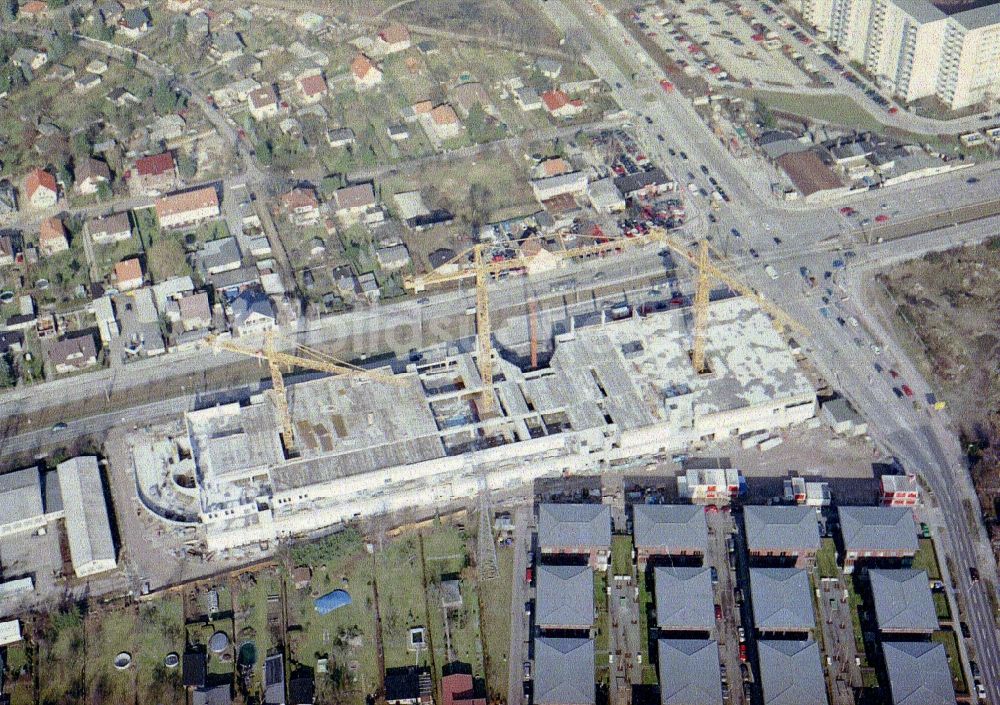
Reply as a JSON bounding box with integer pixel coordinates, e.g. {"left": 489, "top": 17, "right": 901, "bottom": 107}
{"left": 129, "top": 286, "right": 816, "bottom": 553}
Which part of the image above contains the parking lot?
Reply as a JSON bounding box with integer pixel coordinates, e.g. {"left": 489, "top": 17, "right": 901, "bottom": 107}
{"left": 631, "top": 1, "right": 812, "bottom": 88}
{"left": 706, "top": 508, "right": 750, "bottom": 705}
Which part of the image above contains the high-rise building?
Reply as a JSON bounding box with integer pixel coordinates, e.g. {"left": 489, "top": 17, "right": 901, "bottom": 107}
{"left": 792, "top": 0, "right": 1000, "bottom": 109}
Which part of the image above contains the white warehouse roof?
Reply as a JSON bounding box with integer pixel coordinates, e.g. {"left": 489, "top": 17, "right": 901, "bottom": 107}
{"left": 57, "top": 457, "right": 117, "bottom": 578}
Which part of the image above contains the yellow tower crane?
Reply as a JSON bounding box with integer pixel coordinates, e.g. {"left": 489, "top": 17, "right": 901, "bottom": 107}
{"left": 405, "top": 229, "right": 807, "bottom": 415}
{"left": 205, "top": 331, "right": 406, "bottom": 455}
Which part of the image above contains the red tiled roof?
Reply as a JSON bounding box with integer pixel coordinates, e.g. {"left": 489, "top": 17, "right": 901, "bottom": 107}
{"left": 431, "top": 104, "right": 459, "bottom": 125}
{"left": 378, "top": 23, "right": 410, "bottom": 45}
{"left": 441, "top": 674, "right": 486, "bottom": 705}
{"left": 25, "top": 169, "right": 57, "bottom": 199}
{"left": 134, "top": 152, "right": 175, "bottom": 177}
{"left": 351, "top": 54, "right": 378, "bottom": 80}
{"left": 298, "top": 74, "right": 327, "bottom": 97}
{"left": 541, "top": 89, "right": 570, "bottom": 112}
{"left": 115, "top": 257, "right": 143, "bottom": 282}
{"left": 155, "top": 187, "right": 219, "bottom": 220}
{"left": 39, "top": 217, "right": 66, "bottom": 243}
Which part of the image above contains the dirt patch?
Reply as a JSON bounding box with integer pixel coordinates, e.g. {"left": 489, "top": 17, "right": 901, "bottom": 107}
{"left": 879, "top": 237, "right": 1000, "bottom": 542}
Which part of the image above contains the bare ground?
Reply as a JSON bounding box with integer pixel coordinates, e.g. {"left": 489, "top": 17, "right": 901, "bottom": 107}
{"left": 878, "top": 237, "right": 1000, "bottom": 535}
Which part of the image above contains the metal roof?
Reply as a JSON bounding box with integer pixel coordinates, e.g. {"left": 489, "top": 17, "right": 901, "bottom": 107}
{"left": 657, "top": 639, "right": 723, "bottom": 705}
{"left": 869, "top": 570, "right": 938, "bottom": 632}
{"left": 633, "top": 505, "right": 708, "bottom": 554}
{"left": 883, "top": 641, "right": 956, "bottom": 705}
{"left": 56, "top": 457, "right": 116, "bottom": 575}
{"left": 838, "top": 506, "right": 918, "bottom": 553}
{"left": 758, "top": 640, "right": 828, "bottom": 705}
{"left": 0, "top": 467, "right": 44, "bottom": 528}
{"left": 744, "top": 506, "right": 821, "bottom": 553}
{"left": 536, "top": 565, "right": 594, "bottom": 628}
{"left": 654, "top": 566, "right": 715, "bottom": 630}
{"left": 749, "top": 568, "right": 815, "bottom": 632}
{"left": 538, "top": 504, "right": 611, "bottom": 551}
{"left": 534, "top": 638, "right": 595, "bottom": 705}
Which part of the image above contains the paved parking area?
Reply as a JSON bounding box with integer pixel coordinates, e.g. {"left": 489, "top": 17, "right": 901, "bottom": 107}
{"left": 707, "top": 509, "right": 749, "bottom": 704}
{"left": 816, "top": 575, "right": 863, "bottom": 704}
{"left": 632, "top": 1, "right": 810, "bottom": 88}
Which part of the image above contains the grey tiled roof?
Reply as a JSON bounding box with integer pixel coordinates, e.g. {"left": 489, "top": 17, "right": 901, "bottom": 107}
{"left": 633, "top": 505, "right": 708, "bottom": 554}
{"left": 838, "top": 506, "right": 918, "bottom": 553}
{"left": 758, "top": 640, "right": 827, "bottom": 705}
{"left": 749, "top": 568, "right": 815, "bottom": 632}
{"left": 654, "top": 566, "right": 714, "bottom": 630}
{"left": 657, "top": 639, "right": 723, "bottom": 705}
{"left": 534, "top": 638, "right": 595, "bottom": 705}
{"left": 744, "top": 506, "right": 821, "bottom": 553}
{"left": 536, "top": 564, "right": 594, "bottom": 628}
{"left": 869, "top": 570, "right": 938, "bottom": 632}
{"left": 538, "top": 504, "right": 611, "bottom": 551}
{"left": 883, "top": 641, "right": 956, "bottom": 705}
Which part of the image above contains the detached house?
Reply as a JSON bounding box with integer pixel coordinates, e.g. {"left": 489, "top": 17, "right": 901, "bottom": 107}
{"left": 429, "top": 104, "right": 462, "bottom": 139}
{"left": 38, "top": 217, "right": 69, "bottom": 256}
{"left": 280, "top": 188, "right": 321, "bottom": 226}
{"left": 155, "top": 187, "right": 220, "bottom": 229}
{"left": 86, "top": 212, "right": 132, "bottom": 244}
{"left": 377, "top": 23, "right": 411, "bottom": 54}
{"left": 333, "top": 183, "right": 376, "bottom": 222}
{"left": 248, "top": 84, "right": 280, "bottom": 120}
{"left": 48, "top": 334, "right": 98, "bottom": 374}
{"left": 75, "top": 158, "right": 111, "bottom": 195}
{"left": 351, "top": 54, "right": 383, "bottom": 90}
{"left": 128, "top": 152, "right": 177, "bottom": 196}
{"left": 297, "top": 73, "right": 328, "bottom": 104}
{"left": 117, "top": 7, "right": 152, "bottom": 39}
{"left": 231, "top": 290, "right": 276, "bottom": 335}
{"left": 114, "top": 257, "right": 144, "bottom": 291}
{"left": 541, "top": 90, "right": 584, "bottom": 118}
{"left": 25, "top": 169, "right": 58, "bottom": 209}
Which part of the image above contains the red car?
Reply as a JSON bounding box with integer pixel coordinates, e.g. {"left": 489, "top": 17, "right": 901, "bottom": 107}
{"left": 715, "top": 604, "right": 723, "bottom": 620}
{"left": 659, "top": 79, "right": 674, "bottom": 92}
{"left": 739, "top": 644, "right": 748, "bottom": 661}
{"left": 889, "top": 369, "right": 900, "bottom": 379}
{"left": 705, "top": 504, "right": 719, "bottom": 514}
{"left": 888, "top": 106, "right": 899, "bottom": 115}
{"left": 839, "top": 206, "right": 855, "bottom": 216}
{"left": 875, "top": 214, "right": 890, "bottom": 223}
{"left": 901, "top": 385, "right": 914, "bottom": 398}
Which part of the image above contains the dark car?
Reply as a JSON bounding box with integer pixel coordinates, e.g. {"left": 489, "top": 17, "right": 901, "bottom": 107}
{"left": 970, "top": 567, "right": 981, "bottom": 582}
{"left": 700, "top": 164, "right": 710, "bottom": 174}
{"left": 679, "top": 151, "right": 689, "bottom": 160}
{"left": 749, "top": 248, "right": 759, "bottom": 258}
{"left": 961, "top": 621, "right": 972, "bottom": 638}
{"left": 730, "top": 228, "right": 741, "bottom": 238}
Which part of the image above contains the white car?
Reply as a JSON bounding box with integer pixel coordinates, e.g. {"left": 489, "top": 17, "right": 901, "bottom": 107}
{"left": 764, "top": 264, "right": 778, "bottom": 279}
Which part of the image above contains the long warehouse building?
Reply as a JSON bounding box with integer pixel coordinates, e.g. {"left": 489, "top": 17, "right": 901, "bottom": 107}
{"left": 132, "top": 297, "right": 817, "bottom": 552}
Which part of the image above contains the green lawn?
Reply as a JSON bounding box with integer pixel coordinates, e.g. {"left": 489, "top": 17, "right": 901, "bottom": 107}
{"left": 287, "top": 530, "right": 379, "bottom": 704}
{"left": 376, "top": 533, "right": 433, "bottom": 670}
{"left": 423, "top": 526, "right": 483, "bottom": 678}
{"left": 912, "top": 539, "right": 942, "bottom": 581}
{"left": 931, "top": 630, "right": 968, "bottom": 694}
{"left": 611, "top": 535, "right": 633, "bottom": 576}
{"left": 817, "top": 538, "right": 839, "bottom": 578}
{"left": 5, "top": 641, "right": 34, "bottom": 705}
{"left": 845, "top": 577, "right": 868, "bottom": 656}
{"left": 85, "top": 609, "right": 138, "bottom": 704}
{"left": 480, "top": 545, "right": 514, "bottom": 702}
{"left": 594, "top": 571, "right": 609, "bottom": 686}
{"left": 38, "top": 605, "right": 86, "bottom": 705}
{"left": 933, "top": 592, "right": 951, "bottom": 622}
{"left": 637, "top": 568, "right": 656, "bottom": 685}
{"left": 236, "top": 572, "right": 283, "bottom": 690}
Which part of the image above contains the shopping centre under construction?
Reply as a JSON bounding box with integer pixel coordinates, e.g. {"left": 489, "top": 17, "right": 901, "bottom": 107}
{"left": 131, "top": 297, "right": 816, "bottom": 552}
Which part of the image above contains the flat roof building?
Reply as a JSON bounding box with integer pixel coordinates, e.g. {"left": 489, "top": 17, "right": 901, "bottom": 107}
{"left": 538, "top": 504, "right": 611, "bottom": 569}
{"left": 536, "top": 564, "right": 594, "bottom": 630}
{"left": 749, "top": 568, "right": 815, "bottom": 633}
{"left": 744, "top": 506, "right": 821, "bottom": 567}
{"left": 657, "top": 639, "right": 723, "bottom": 705}
{"left": 869, "top": 569, "right": 938, "bottom": 633}
{"left": 838, "top": 506, "right": 918, "bottom": 572}
{"left": 758, "top": 640, "right": 828, "bottom": 705}
{"left": 135, "top": 297, "right": 816, "bottom": 553}
{"left": 633, "top": 505, "right": 708, "bottom": 566}
{"left": 533, "top": 637, "right": 595, "bottom": 705}
{"left": 882, "top": 641, "right": 957, "bottom": 705}
{"left": 654, "top": 566, "right": 715, "bottom": 631}
{"left": 57, "top": 457, "right": 117, "bottom": 578}
{"left": 0, "top": 467, "right": 52, "bottom": 537}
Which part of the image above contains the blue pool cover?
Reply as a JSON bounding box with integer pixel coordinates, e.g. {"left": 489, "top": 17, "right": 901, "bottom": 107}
{"left": 314, "top": 589, "right": 352, "bottom": 615}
